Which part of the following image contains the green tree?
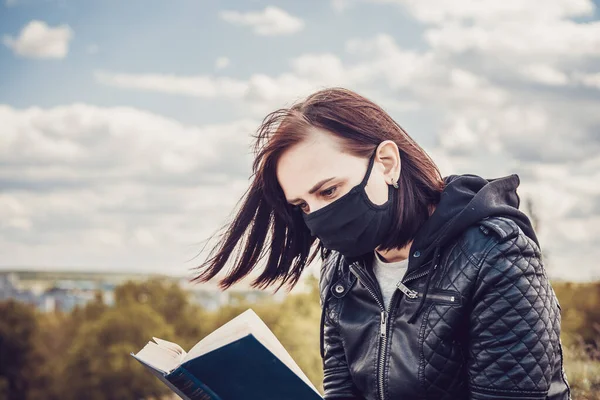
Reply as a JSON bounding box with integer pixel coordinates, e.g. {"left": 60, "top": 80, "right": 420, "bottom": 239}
{"left": 0, "top": 300, "right": 41, "bottom": 400}
{"left": 553, "top": 281, "right": 600, "bottom": 346}
{"left": 56, "top": 302, "right": 175, "bottom": 400}
{"left": 113, "top": 278, "right": 211, "bottom": 350}
{"left": 115, "top": 278, "right": 189, "bottom": 325}
{"left": 270, "top": 276, "right": 323, "bottom": 391}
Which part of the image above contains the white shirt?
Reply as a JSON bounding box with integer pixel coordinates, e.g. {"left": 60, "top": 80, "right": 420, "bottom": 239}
{"left": 372, "top": 250, "right": 409, "bottom": 309}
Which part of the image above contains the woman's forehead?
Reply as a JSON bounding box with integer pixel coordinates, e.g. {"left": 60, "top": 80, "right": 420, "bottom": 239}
{"left": 276, "top": 137, "right": 362, "bottom": 200}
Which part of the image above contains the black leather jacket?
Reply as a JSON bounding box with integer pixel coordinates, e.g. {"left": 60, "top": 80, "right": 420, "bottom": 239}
{"left": 318, "top": 175, "right": 571, "bottom": 400}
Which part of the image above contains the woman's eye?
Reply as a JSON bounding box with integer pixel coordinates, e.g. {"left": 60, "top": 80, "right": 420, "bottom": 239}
{"left": 293, "top": 187, "right": 337, "bottom": 213}
{"left": 321, "top": 186, "right": 337, "bottom": 198}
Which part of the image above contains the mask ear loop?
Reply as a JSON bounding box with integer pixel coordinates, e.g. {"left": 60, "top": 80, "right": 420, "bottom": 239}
{"left": 361, "top": 148, "right": 396, "bottom": 208}
{"left": 359, "top": 149, "right": 378, "bottom": 188}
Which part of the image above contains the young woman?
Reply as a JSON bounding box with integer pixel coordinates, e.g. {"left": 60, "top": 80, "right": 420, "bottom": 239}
{"left": 193, "top": 88, "right": 571, "bottom": 400}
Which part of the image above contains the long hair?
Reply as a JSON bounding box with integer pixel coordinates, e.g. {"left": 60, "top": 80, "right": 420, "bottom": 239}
{"left": 191, "top": 87, "right": 444, "bottom": 291}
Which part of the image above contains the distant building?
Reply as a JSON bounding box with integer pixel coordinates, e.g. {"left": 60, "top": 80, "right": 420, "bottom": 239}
{"left": 0, "top": 272, "right": 100, "bottom": 312}
{"left": 0, "top": 273, "right": 39, "bottom": 307}
{"left": 0, "top": 270, "right": 292, "bottom": 313}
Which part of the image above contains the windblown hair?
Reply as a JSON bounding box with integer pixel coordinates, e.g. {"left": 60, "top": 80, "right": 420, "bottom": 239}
{"left": 191, "top": 87, "right": 444, "bottom": 291}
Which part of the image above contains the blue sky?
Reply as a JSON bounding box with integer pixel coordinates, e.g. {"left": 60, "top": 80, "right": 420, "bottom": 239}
{"left": 1, "top": 0, "right": 424, "bottom": 125}
{"left": 1, "top": 0, "right": 600, "bottom": 281}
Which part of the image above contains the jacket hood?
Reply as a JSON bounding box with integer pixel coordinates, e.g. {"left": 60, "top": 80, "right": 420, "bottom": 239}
{"left": 408, "top": 173, "right": 538, "bottom": 272}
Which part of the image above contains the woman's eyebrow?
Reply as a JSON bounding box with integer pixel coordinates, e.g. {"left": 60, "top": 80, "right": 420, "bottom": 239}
{"left": 288, "top": 177, "right": 336, "bottom": 203}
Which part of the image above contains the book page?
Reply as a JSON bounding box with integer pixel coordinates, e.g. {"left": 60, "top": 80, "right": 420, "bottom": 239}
{"left": 152, "top": 337, "right": 187, "bottom": 359}
{"left": 133, "top": 340, "right": 183, "bottom": 374}
{"left": 182, "top": 309, "right": 319, "bottom": 394}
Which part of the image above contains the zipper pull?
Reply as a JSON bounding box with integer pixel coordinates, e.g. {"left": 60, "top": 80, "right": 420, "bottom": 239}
{"left": 396, "top": 281, "right": 418, "bottom": 299}
{"left": 380, "top": 311, "right": 388, "bottom": 337}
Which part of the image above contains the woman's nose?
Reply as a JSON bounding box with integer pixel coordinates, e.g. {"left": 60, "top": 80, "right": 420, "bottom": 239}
{"left": 305, "top": 199, "right": 330, "bottom": 214}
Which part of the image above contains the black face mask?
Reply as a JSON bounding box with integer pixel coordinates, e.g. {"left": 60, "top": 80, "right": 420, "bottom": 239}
{"left": 301, "top": 150, "right": 395, "bottom": 258}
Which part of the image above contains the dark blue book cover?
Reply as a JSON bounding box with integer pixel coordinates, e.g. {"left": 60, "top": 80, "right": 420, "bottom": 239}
{"left": 165, "top": 333, "right": 323, "bottom": 400}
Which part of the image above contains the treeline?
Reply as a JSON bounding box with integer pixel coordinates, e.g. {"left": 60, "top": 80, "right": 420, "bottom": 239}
{"left": 0, "top": 278, "right": 599, "bottom": 399}
{"left": 0, "top": 277, "right": 322, "bottom": 400}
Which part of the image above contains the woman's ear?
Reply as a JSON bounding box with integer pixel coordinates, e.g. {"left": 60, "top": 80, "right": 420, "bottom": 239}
{"left": 375, "top": 140, "right": 401, "bottom": 185}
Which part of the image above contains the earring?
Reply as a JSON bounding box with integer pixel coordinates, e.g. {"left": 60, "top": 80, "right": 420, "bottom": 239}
{"left": 391, "top": 178, "right": 399, "bottom": 189}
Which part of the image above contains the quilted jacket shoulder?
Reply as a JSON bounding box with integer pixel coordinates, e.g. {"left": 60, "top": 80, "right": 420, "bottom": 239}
{"left": 454, "top": 216, "right": 539, "bottom": 270}
{"left": 478, "top": 216, "right": 522, "bottom": 242}
{"left": 461, "top": 216, "right": 568, "bottom": 399}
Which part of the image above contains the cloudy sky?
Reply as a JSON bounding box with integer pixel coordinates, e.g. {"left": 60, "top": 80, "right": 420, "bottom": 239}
{"left": 1, "top": 0, "right": 599, "bottom": 281}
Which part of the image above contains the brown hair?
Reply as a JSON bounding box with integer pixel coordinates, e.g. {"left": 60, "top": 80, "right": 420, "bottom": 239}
{"left": 191, "top": 87, "right": 444, "bottom": 291}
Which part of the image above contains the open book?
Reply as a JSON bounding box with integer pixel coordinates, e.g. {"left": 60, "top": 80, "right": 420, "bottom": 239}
{"left": 131, "top": 308, "right": 323, "bottom": 400}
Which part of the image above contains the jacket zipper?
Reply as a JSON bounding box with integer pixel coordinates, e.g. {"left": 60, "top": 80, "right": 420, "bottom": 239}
{"left": 349, "top": 264, "right": 388, "bottom": 400}
{"left": 349, "top": 262, "right": 436, "bottom": 400}
{"left": 397, "top": 280, "right": 457, "bottom": 303}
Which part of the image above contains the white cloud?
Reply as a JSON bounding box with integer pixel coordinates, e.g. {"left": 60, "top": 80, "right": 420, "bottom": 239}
{"left": 577, "top": 72, "right": 600, "bottom": 89}
{"left": 0, "top": 103, "right": 260, "bottom": 273}
{"left": 425, "top": 20, "right": 600, "bottom": 58}
{"left": 215, "top": 56, "right": 230, "bottom": 70}
{"left": 94, "top": 70, "right": 249, "bottom": 98}
{"left": 438, "top": 117, "right": 486, "bottom": 156}
{"left": 331, "top": 0, "right": 353, "bottom": 12}
{"left": 345, "top": 35, "right": 435, "bottom": 87}
{"left": 219, "top": 6, "right": 304, "bottom": 36}
{"left": 519, "top": 64, "right": 570, "bottom": 86}
{"left": 3, "top": 20, "right": 73, "bottom": 59}
{"left": 345, "top": 34, "right": 508, "bottom": 108}
{"left": 337, "top": 0, "right": 600, "bottom": 70}
{"left": 94, "top": 53, "right": 370, "bottom": 114}
{"left": 92, "top": 34, "right": 505, "bottom": 114}
{"left": 353, "top": 0, "right": 600, "bottom": 60}
{"left": 0, "top": 103, "right": 258, "bottom": 178}
{"left": 380, "top": 0, "right": 594, "bottom": 23}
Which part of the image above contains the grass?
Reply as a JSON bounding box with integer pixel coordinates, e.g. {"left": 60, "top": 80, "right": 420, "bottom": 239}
{"left": 563, "top": 333, "right": 600, "bottom": 400}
